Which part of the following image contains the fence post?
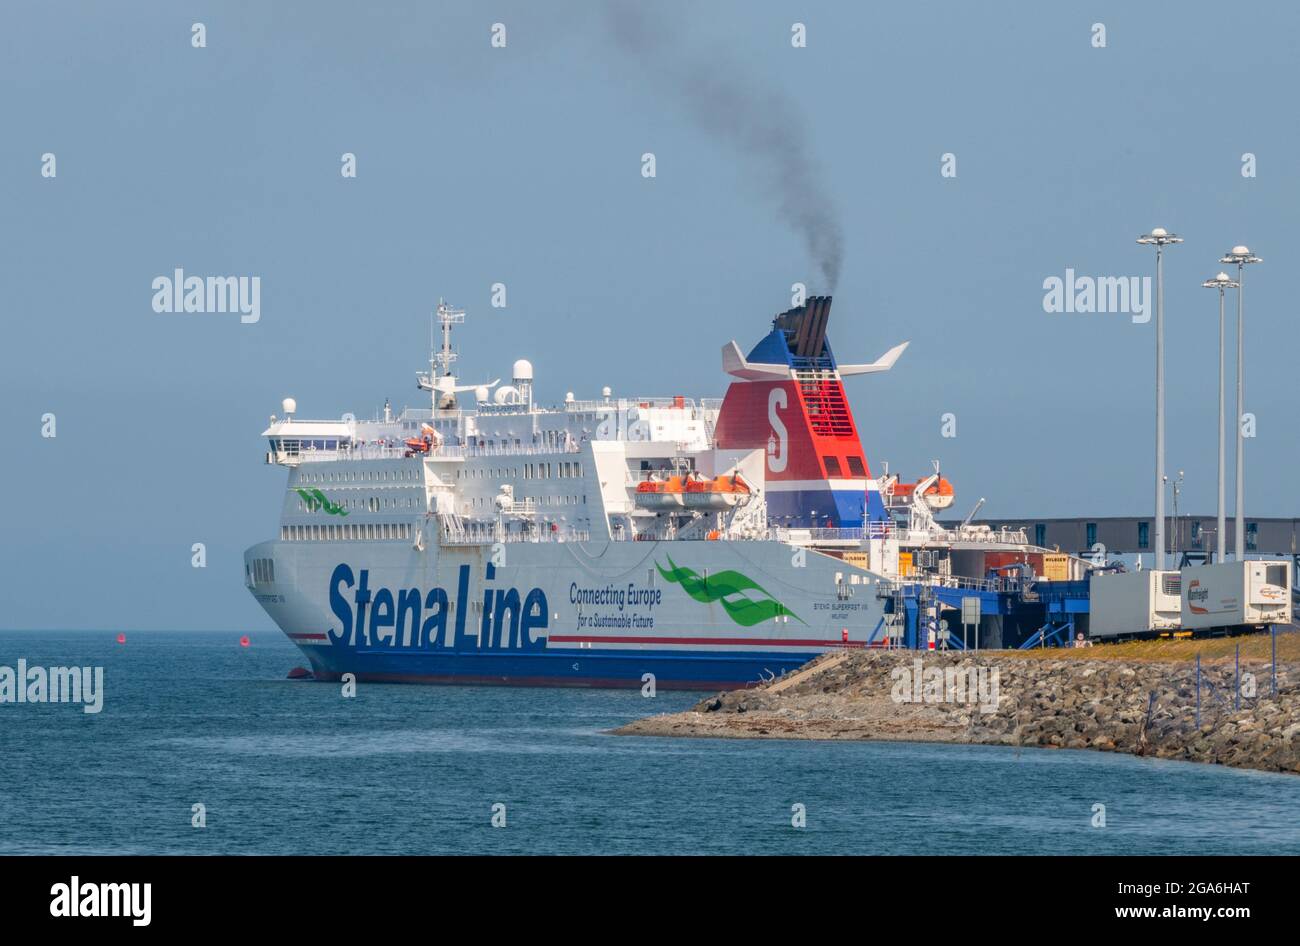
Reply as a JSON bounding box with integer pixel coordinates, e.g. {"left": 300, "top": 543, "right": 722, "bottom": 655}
{"left": 1235, "top": 642, "right": 1240, "bottom": 712}
{"left": 1195, "top": 653, "right": 1201, "bottom": 730}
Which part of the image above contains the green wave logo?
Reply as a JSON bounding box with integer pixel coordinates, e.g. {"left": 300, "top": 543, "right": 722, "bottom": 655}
{"left": 656, "top": 556, "right": 803, "bottom": 626}
{"left": 296, "top": 487, "right": 349, "bottom": 517}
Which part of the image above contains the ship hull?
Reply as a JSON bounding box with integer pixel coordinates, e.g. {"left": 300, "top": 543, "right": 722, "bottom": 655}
{"left": 301, "top": 648, "right": 823, "bottom": 690}
{"left": 245, "top": 536, "right": 888, "bottom": 689}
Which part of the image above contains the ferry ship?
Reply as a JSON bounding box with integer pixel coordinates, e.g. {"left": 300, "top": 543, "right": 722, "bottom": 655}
{"left": 245, "top": 296, "right": 1081, "bottom": 688}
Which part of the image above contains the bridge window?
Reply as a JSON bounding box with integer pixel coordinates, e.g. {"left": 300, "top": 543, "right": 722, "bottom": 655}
{"left": 823, "top": 457, "right": 842, "bottom": 477}
{"left": 846, "top": 456, "right": 865, "bottom": 477}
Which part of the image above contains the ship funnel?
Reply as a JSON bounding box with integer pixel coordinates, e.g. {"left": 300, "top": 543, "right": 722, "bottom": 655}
{"left": 772, "top": 295, "right": 832, "bottom": 360}
{"left": 713, "top": 294, "right": 897, "bottom": 529}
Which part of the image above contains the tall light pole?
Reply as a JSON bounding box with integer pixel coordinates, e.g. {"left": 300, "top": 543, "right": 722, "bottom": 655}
{"left": 1220, "top": 245, "right": 1261, "bottom": 560}
{"left": 1138, "top": 227, "right": 1183, "bottom": 570}
{"left": 1202, "top": 273, "right": 1237, "bottom": 563}
{"left": 1165, "top": 470, "right": 1184, "bottom": 560}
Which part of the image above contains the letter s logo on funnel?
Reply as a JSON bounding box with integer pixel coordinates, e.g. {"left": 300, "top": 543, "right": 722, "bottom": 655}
{"left": 767, "top": 388, "right": 788, "bottom": 473}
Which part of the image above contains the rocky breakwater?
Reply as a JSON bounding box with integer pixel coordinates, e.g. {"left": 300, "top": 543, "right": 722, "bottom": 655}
{"left": 614, "top": 646, "right": 1300, "bottom": 774}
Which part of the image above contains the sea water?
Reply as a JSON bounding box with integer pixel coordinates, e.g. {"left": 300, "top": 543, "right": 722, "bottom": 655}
{"left": 1, "top": 630, "right": 1296, "bottom": 855}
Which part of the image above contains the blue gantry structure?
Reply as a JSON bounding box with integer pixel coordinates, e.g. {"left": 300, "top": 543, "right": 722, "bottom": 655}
{"left": 874, "top": 570, "right": 1093, "bottom": 650}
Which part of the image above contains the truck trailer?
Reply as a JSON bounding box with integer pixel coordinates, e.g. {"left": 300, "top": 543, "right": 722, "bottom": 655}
{"left": 1180, "top": 560, "right": 1291, "bottom": 632}
{"left": 1088, "top": 569, "right": 1181, "bottom": 639}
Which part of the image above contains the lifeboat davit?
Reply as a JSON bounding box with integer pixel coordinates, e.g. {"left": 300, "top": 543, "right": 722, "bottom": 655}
{"left": 892, "top": 476, "right": 955, "bottom": 509}
{"left": 404, "top": 425, "right": 442, "bottom": 458}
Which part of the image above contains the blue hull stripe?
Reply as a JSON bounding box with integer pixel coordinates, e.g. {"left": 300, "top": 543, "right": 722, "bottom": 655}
{"left": 301, "top": 645, "right": 823, "bottom": 690}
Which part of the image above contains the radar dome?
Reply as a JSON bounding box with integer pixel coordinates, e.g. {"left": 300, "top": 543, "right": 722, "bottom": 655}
{"left": 475, "top": 386, "right": 490, "bottom": 402}
{"left": 512, "top": 359, "right": 534, "bottom": 381}
{"left": 282, "top": 397, "right": 297, "bottom": 415}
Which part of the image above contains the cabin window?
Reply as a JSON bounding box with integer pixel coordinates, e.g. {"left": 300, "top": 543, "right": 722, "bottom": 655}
{"left": 846, "top": 456, "right": 866, "bottom": 477}
{"left": 823, "top": 457, "right": 842, "bottom": 477}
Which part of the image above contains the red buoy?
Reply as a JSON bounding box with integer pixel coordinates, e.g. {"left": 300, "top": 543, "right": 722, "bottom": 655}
{"left": 116, "top": 633, "right": 126, "bottom": 644}
{"left": 239, "top": 635, "right": 251, "bottom": 647}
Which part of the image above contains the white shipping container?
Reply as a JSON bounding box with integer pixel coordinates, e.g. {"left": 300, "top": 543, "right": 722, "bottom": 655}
{"left": 1088, "top": 569, "right": 1181, "bottom": 638}
{"left": 1180, "top": 560, "right": 1292, "bottom": 630}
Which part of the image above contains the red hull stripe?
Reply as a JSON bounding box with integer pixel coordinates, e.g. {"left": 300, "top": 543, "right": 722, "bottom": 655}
{"left": 290, "top": 633, "right": 864, "bottom": 647}
{"left": 548, "top": 634, "right": 864, "bottom": 648}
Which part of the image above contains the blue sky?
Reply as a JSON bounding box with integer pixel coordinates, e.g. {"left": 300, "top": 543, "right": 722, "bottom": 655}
{"left": 3, "top": 1, "right": 1297, "bottom": 630}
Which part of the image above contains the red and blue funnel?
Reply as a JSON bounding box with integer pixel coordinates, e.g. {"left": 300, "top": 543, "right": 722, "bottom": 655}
{"left": 713, "top": 296, "right": 907, "bottom": 529}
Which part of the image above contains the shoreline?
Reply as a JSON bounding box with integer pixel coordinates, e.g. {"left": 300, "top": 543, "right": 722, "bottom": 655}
{"left": 614, "top": 641, "right": 1300, "bottom": 775}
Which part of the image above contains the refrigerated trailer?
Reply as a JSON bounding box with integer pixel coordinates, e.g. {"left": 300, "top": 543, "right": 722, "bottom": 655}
{"left": 1180, "top": 560, "right": 1292, "bottom": 632}
{"left": 1088, "top": 569, "right": 1182, "bottom": 639}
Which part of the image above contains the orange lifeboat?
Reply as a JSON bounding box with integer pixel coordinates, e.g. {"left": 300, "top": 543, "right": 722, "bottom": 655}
{"left": 682, "top": 473, "right": 753, "bottom": 510}
{"left": 892, "top": 476, "right": 955, "bottom": 510}
{"left": 634, "top": 475, "right": 686, "bottom": 509}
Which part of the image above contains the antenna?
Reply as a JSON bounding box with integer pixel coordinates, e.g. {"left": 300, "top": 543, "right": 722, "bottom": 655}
{"left": 433, "top": 298, "right": 465, "bottom": 378}
{"left": 415, "top": 299, "right": 500, "bottom": 414}
{"left": 417, "top": 298, "right": 467, "bottom": 413}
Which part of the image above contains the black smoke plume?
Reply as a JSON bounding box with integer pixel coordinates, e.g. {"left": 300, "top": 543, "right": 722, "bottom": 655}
{"left": 606, "top": 4, "right": 844, "bottom": 290}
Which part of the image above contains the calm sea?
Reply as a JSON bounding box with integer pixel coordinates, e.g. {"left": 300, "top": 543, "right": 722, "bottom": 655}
{"left": 1, "top": 630, "right": 1297, "bottom": 855}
